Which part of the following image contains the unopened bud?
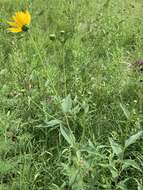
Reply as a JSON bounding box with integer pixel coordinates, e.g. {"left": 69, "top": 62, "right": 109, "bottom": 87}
{"left": 49, "top": 34, "right": 56, "bottom": 41}
{"left": 60, "top": 30, "right": 65, "bottom": 35}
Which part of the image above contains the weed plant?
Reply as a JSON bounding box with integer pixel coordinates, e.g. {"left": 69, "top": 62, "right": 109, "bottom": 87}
{"left": 0, "top": 0, "right": 143, "bottom": 189}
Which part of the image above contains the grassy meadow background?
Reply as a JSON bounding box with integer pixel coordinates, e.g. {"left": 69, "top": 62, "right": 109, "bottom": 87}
{"left": 0, "top": 0, "right": 143, "bottom": 189}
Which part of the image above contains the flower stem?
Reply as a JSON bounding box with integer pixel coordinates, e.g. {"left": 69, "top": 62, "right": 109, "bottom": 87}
{"left": 29, "top": 33, "right": 71, "bottom": 130}
{"left": 29, "top": 32, "right": 58, "bottom": 96}
{"left": 29, "top": 32, "right": 45, "bottom": 67}
{"left": 61, "top": 44, "right": 67, "bottom": 96}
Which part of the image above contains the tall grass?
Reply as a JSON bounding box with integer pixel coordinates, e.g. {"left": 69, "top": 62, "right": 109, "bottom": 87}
{"left": 0, "top": 0, "right": 143, "bottom": 189}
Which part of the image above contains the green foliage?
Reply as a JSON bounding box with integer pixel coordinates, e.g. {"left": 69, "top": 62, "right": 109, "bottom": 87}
{"left": 125, "top": 131, "right": 143, "bottom": 149}
{"left": 0, "top": 0, "right": 143, "bottom": 189}
{"left": 55, "top": 129, "right": 143, "bottom": 189}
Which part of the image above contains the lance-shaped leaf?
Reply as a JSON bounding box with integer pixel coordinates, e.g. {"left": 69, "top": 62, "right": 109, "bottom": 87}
{"left": 125, "top": 131, "right": 143, "bottom": 149}
{"left": 60, "top": 125, "right": 75, "bottom": 147}
{"left": 109, "top": 138, "right": 123, "bottom": 157}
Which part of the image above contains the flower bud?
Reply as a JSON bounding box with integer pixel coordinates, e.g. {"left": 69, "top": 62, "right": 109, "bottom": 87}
{"left": 60, "top": 30, "right": 65, "bottom": 35}
{"left": 49, "top": 34, "right": 56, "bottom": 41}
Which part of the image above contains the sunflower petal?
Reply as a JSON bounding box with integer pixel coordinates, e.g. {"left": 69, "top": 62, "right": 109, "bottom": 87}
{"left": 15, "top": 12, "right": 26, "bottom": 26}
{"left": 7, "top": 21, "right": 18, "bottom": 27}
{"left": 24, "top": 11, "right": 31, "bottom": 25}
{"left": 7, "top": 27, "right": 23, "bottom": 33}
{"left": 15, "top": 11, "right": 31, "bottom": 26}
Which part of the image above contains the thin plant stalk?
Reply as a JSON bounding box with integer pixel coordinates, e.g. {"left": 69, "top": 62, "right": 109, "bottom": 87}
{"left": 29, "top": 33, "right": 58, "bottom": 97}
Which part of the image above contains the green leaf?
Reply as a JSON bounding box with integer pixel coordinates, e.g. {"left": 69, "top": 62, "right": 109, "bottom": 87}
{"left": 45, "top": 119, "right": 62, "bottom": 127}
{"left": 60, "top": 126, "right": 75, "bottom": 146}
{"left": 37, "top": 119, "right": 62, "bottom": 128}
{"left": 125, "top": 131, "right": 143, "bottom": 149}
{"left": 122, "top": 159, "right": 142, "bottom": 172}
{"left": 69, "top": 169, "right": 80, "bottom": 186}
{"left": 116, "top": 179, "right": 128, "bottom": 190}
{"left": 109, "top": 138, "right": 123, "bottom": 157}
{"left": 109, "top": 166, "right": 118, "bottom": 179}
{"left": 120, "top": 103, "right": 130, "bottom": 119}
{"left": 61, "top": 94, "right": 72, "bottom": 113}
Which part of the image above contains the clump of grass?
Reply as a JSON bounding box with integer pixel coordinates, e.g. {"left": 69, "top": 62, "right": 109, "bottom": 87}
{"left": 0, "top": 0, "right": 143, "bottom": 189}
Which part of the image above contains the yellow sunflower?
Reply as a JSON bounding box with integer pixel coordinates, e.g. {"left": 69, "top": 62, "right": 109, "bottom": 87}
{"left": 8, "top": 11, "right": 31, "bottom": 33}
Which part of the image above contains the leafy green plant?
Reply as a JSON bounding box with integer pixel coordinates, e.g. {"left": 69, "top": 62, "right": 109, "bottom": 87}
{"left": 52, "top": 128, "right": 143, "bottom": 190}
{"left": 0, "top": 0, "right": 143, "bottom": 189}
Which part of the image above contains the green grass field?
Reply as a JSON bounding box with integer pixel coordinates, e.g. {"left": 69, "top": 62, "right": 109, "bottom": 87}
{"left": 0, "top": 0, "right": 143, "bottom": 189}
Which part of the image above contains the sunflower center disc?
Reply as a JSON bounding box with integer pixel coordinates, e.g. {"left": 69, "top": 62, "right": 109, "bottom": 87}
{"left": 22, "top": 25, "right": 29, "bottom": 32}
